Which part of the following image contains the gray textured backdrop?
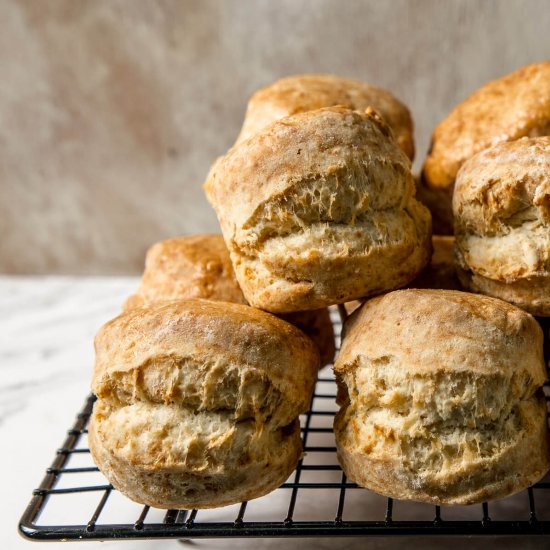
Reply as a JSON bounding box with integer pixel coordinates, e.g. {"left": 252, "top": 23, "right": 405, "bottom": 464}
{"left": 2, "top": 0, "right": 550, "bottom": 274}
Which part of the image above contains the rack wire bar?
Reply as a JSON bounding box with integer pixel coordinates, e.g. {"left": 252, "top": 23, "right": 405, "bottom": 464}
{"left": 18, "top": 310, "right": 550, "bottom": 541}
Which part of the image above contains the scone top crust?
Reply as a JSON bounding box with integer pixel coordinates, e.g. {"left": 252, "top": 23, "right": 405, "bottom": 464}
{"left": 453, "top": 137, "right": 550, "bottom": 282}
{"left": 206, "top": 106, "right": 409, "bottom": 233}
{"left": 94, "top": 299, "right": 319, "bottom": 425}
{"left": 423, "top": 61, "right": 550, "bottom": 192}
{"left": 454, "top": 137, "right": 550, "bottom": 233}
{"left": 124, "top": 234, "right": 247, "bottom": 310}
{"left": 337, "top": 289, "right": 545, "bottom": 383}
{"left": 236, "top": 73, "right": 415, "bottom": 159}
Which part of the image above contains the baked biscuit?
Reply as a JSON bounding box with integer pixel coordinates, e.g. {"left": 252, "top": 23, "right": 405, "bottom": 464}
{"left": 205, "top": 106, "right": 432, "bottom": 313}
{"left": 89, "top": 300, "right": 319, "bottom": 509}
{"left": 236, "top": 73, "right": 415, "bottom": 159}
{"left": 125, "top": 235, "right": 335, "bottom": 365}
{"left": 334, "top": 289, "right": 550, "bottom": 505}
{"left": 421, "top": 61, "right": 550, "bottom": 233}
{"left": 124, "top": 234, "right": 246, "bottom": 310}
{"left": 454, "top": 137, "right": 550, "bottom": 316}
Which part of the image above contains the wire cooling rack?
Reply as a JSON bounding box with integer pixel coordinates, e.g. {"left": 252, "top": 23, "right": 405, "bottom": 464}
{"left": 19, "top": 309, "right": 550, "bottom": 541}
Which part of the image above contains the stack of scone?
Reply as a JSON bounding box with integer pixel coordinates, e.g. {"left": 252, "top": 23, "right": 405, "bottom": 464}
{"left": 90, "top": 68, "right": 550, "bottom": 510}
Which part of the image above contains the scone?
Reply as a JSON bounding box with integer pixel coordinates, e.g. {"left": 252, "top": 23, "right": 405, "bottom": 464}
{"left": 205, "top": 106, "right": 432, "bottom": 313}
{"left": 236, "top": 73, "right": 415, "bottom": 159}
{"left": 408, "top": 235, "right": 461, "bottom": 291}
{"left": 454, "top": 137, "right": 550, "bottom": 316}
{"left": 124, "top": 234, "right": 247, "bottom": 310}
{"left": 125, "top": 234, "right": 335, "bottom": 365}
{"left": 334, "top": 289, "right": 550, "bottom": 505}
{"left": 421, "top": 61, "right": 550, "bottom": 234}
{"left": 89, "top": 300, "right": 319, "bottom": 509}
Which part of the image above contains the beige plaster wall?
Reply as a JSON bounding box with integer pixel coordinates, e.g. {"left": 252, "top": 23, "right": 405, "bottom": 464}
{"left": 1, "top": 0, "right": 549, "bottom": 274}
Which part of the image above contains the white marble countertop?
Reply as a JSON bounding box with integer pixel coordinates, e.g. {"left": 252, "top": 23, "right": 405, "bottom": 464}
{"left": 1, "top": 276, "right": 547, "bottom": 549}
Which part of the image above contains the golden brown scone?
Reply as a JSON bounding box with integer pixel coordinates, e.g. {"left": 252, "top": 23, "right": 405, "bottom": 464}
{"left": 334, "top": 289, "right": 550, "bottom": 505}
{"left": 421, "top": 61, "right": 550, "bottom": 233}
{"left": 89, "top": 300, "right": 319, "bottom": 509}
{"left": 236, "top": 73, "right": 415, "bottom": 159}
{"left": 125, "top": 235, "right": 335, "bottom": 365}
{"left": 454, "top": 137, "right": 550, "bottom": 316}
{"left": 408, "top": 235, "right": 461, "bottom": 290}
{"left": 205, "top": 106, "right": 432, "bottom": 313}
{"left": 124, "top": 234, "right": 247, "bottom": 309}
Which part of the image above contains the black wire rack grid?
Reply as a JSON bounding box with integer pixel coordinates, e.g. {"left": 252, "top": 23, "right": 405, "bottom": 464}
{"left": 19, "top": 308, "right": 550, "bottom": 541}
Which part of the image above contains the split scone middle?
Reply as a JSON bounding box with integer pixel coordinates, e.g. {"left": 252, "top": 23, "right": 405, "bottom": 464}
{"left": 334, "top": 289, "right": 550, "bottom": 505}
{"left": 89, "top": 300, "right": 319, "bottom": 509}
{"left": 205, "top": 106, "right": 432, "bottom": 313}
